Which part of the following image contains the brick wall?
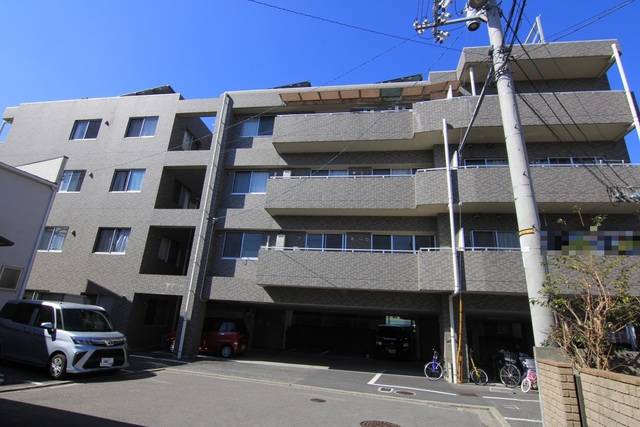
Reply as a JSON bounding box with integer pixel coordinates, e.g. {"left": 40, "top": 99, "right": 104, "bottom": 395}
{"left": 536, "top": 358, "right": 582, "bottom": 426}
{"left": 579, "top": 367, "right": 640, "bottom": 426}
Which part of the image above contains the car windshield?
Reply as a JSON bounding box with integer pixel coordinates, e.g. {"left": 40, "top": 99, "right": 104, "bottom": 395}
{"left": 61, "top": 309, "right": 113, "bottom": 332}
{"left": 377, "top": 326, "right": 410, "bottom": 338}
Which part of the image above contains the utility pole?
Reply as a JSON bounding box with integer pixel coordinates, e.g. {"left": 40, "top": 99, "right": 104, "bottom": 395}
{"left": 484, "top": 0, "right": 553, "bottom": 346}
{"left": 414, "top": 0, "right": 555, "bottom": 346}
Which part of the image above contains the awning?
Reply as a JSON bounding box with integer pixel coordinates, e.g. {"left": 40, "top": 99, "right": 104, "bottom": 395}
{"left": 279, "top": 80, "right": 461, "bottom": 105}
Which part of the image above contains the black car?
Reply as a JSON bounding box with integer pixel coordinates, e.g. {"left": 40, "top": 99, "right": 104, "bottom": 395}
{"left": 374, "top": 324, "right": 415, "bottom": 359}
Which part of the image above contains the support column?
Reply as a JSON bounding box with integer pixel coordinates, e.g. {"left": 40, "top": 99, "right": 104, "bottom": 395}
{"left": 177, "top": 94, "right": 233, "bottom": 358}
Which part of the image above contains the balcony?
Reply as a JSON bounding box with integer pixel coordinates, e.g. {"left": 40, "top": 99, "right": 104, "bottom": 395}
{"left": 414, "top": 91, "right": 632, "bottom": 144}
{"left": 272, "top": 109, "right": 415, "bottom": 153}
{"left": 264, "top": 175, "right": 416, "bottom": 216}
{"left": 271, "top": 90, "right": 631, "bottom": 154}
{"left": 454, "top": 164, "right": 640, "bottom": 213}
{"left": 255, "top": 247, "right": 452, "bottom": 292}
{"left": 462, "top": 250, "right": 640, "bottom": 296}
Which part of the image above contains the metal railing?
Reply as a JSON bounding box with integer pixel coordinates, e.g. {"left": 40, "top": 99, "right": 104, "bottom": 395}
{"left": 260, "top": 245, "right": 445, "bottom": 254}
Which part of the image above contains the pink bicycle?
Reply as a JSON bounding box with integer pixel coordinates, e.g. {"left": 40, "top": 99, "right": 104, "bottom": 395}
{"left": 520, "top": 357, "right": 538, "bottom": 393}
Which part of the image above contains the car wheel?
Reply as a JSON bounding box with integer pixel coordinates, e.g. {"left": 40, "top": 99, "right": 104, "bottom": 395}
{"left": 49, "top": 353, "right": 67, "bottom": 380}
{"left": 220, "top": 345, "right": 234, "bottom": 358}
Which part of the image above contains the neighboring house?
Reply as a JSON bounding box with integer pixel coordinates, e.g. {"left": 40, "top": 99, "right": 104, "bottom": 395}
{"left": 0, "top": 157, "right": 66, "bottom": 308}
{"left": 0, "top": 39, "right": 637, "bottom": 374}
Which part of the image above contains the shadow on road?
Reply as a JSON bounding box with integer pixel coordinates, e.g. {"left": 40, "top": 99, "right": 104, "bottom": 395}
{"left": 0, "top": 398, "right": 143, "bottom": 426}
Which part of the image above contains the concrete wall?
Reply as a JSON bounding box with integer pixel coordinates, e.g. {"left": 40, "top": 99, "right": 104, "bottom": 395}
{"left": 0, "top": 166, "right": 54, "bottom": 307}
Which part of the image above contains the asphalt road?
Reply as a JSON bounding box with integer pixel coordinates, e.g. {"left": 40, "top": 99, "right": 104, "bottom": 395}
{"left": 0, "top": 352, "right": 542, "bottom": 426}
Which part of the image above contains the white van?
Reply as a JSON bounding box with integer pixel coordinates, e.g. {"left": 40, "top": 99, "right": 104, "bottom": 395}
{"left": 0, "top": 300, "right": 128, "bottom": 379}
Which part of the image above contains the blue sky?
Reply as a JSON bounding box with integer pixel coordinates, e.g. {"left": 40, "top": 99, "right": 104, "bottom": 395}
{"left": 1, "top": 0, "right": 639, "bottom": 157}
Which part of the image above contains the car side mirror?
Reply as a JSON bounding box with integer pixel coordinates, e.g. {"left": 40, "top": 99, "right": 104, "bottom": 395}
{"left": 40, "top": 322, "right": 55, "bottom": 331}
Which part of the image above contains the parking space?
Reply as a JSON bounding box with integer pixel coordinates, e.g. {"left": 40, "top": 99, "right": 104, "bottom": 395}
{"left": 1, "top": 352, "right": 541, "bottom": 425}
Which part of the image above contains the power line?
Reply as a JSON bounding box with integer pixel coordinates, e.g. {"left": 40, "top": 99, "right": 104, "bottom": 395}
{"left": 246, "top": 0, "right": 472, "bottom": 55}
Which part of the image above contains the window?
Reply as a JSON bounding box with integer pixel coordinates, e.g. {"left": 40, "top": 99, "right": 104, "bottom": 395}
{"left": 471, "top": 230, "right": 519, "bottom": 248}
{"left": 70, "top": 119, "right": 101, "bottom": 140}
{"left": 415, "top": 235, "right": 436, "bottom": 249}
{"left": 125, "top": 116, "right": 158, "bottom": 137}
{"left": 373, "top": 169, "right": 390, "bottom": 176}
{"left": 222, "top": 232, "right": 266, "bottom": 259}
{"left": 58, "top": 170, "right": 85, "bottom": 192}
{"left": 304, "top": 233, "right": 345, "bottom": 251}
{"left": 390, "top": 169, "right": 412, "bottom": 176}
{"left": 0, "top": 266, "right": 21, "bottom": 290}
{"left": 94, "top": 228, "right": 131, "bottom": 254}
{"left": 12, "top": 303, "right": 37, "bottom": 324}
{"left": 110, "top": 169, "right": 145, "bottom": 192}
{"left": 464, "top": 158, "right": 507, "bottom": 167}
{"left": 34, "top": 306, "right": 54, "bottom": 328}
{"left": 239, "top": 116, "right": 275, "bottom": 137}
{"left": 62, "top": 309, "right": 113, "bottom": 332}
{"left": 392, "top": 235, "right": 413, "bottom": 251}
{"left": 38, "top": 227, "right": 68, "bottom": 252}
{"left": 232, "top": 171, "right": 269, "bottom": 194}
{"left": 372, "top": 235, "right": 392, "bottom": 251}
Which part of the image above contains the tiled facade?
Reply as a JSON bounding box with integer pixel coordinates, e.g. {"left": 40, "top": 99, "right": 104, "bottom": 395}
{"left": 1, "top": 39, "right": 638, "bottom": 365}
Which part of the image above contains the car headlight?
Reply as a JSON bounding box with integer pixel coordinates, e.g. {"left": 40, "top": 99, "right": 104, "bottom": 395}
{"left": 376, "top": 340, "right": 382, "bottom": 346}
{"left": 402, "top": 343, "right": 409, "bottom": 348}
{"left": 72, "top": 337, "right": 93, "bottom": 345}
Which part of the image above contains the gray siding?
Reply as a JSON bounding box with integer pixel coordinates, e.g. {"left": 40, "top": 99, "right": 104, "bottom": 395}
{"left": 265, "top": 176, "right": 415, "bottom": 212}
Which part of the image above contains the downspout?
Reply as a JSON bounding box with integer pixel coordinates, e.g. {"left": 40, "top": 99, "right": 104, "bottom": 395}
{"left": 612, "top": 43, "right": 640, "bottom": 141}
{"left": 442, "top": 118, "right": 461, "bottom": 383}
{"left": 18, "top": 157, "right": 68, "bottom": 299}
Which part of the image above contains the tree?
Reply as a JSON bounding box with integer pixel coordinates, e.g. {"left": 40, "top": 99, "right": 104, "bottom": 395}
{"left": 536, "top": 254, "right": 640, "bottom": 370}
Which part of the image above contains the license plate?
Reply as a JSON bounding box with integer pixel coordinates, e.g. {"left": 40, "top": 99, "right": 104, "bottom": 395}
{"left": 387, "top": 349, "right": 397, "bottom": 354}
{"left": 100, "top": 357, "right": 114, "bottom": 367}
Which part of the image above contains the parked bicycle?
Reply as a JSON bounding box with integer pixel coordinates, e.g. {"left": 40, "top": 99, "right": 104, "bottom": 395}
{"left": 468, "top": 349, "right": 489, "bottom": 385}
{"left": 520, "top": 357, "right": 538, "bottom": 393}
{"left": 497, "top": 350, "right": 522, "bottom": 388}
{"left": 424, "top": 348, "right": 444, "bottom": 381}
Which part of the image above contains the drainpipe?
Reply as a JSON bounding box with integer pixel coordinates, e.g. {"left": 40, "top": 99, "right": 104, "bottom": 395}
{"left": 442, "top": 118, "right": 461, "bottom": 383}
{"left": 611, "top": 43, "right": 640, "bottom": 141}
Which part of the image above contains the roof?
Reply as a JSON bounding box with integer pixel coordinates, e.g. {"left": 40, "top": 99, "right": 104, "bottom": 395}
{"left": 121, "top": 85, "right": 176, "bottom": 97}
{"left": 6, "top": 300, "right": 105, "bottom": 310}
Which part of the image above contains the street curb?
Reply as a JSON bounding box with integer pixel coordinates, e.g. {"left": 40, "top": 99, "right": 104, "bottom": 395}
{"left": 0, "top": 380, "right": 73, "bottom": 394}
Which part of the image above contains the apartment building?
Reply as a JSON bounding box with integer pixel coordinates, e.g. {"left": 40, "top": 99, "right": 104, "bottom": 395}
{"left": 1, "top": 39, "right": 638, "bottom": 373}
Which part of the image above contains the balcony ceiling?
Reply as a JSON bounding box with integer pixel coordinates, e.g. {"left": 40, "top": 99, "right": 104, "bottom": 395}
{"left": 279, "top": 81, "right": 461, "bottom": 105}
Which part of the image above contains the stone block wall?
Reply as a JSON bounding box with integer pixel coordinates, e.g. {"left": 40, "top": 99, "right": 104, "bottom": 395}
{"left": 579, "top": 367, "right": 640, "bottom": 426}
{"left": 536, "top": 357, "right": 582, "bottom": 426}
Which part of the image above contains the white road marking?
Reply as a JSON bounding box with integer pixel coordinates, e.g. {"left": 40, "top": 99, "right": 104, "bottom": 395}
{"left": 504, "top": 416, "right": 543, "bottom": 423}
{"left": 29, "top": 381, "right": 44, "bottom": 386}
{"left": 482, "top": 396, "right": 539, "bottom": 403}
{"left": 367, "top": 373, "right": 383, "bottom": 385}
{"left": 367, "top": 373, "right": 457, "bottom": 397}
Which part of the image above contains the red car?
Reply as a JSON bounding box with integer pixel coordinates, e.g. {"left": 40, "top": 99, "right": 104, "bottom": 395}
{"left": 167, "top": 319, "right": 248, "bottom": 358}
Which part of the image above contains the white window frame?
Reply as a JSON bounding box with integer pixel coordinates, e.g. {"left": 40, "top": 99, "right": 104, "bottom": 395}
{"left": 463, "top": 158, "right": 508, "bottom": 167}
{"left": 124, "top": 116, "right": 159, "bottom": 138}
{"left": 58, "top": 170, "right": 86, "bottom": 193}
{"left": 38, "top": 226, "right": 69, "bottom": 253}
{"left": 221, "top": 232, "right": 263, "bottom": 260}
{"left": 109, "top": 169, "right": 145, "bottom": 193}
{"left": 0, "top": 265, "right": 22, "bottom": 290}
{"left": 231, "top": 171, "right": 269, "bottom": 195}
{"left": 93, "top": 228, "right": 131, "bottom": 255}
{"left": 69, "top": 119, "right": 101, "bottom": 140}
